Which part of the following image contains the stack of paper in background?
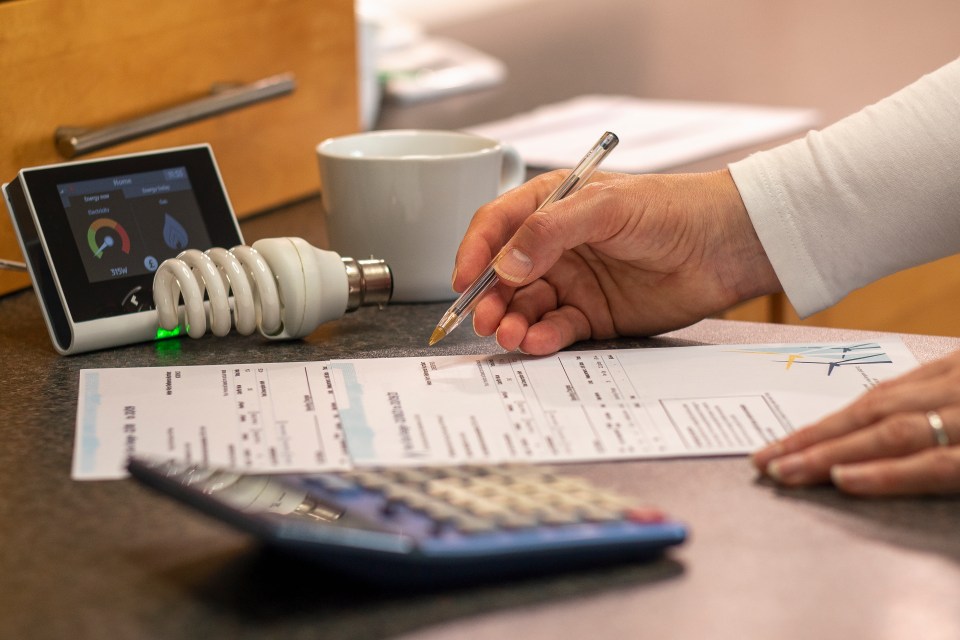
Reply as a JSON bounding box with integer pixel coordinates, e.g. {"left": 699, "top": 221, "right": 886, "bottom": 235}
{"left": 466, "top": 95, "right": 819, "bottom": 172}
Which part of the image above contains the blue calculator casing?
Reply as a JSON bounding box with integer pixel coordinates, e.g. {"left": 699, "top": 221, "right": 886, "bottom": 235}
{"left": 128, "top": 458, "right": 687, "bottom": 587}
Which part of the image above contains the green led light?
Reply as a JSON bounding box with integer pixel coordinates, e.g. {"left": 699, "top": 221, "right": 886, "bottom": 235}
{"left": 155, "top": 326, "right": 182, "bottom": 340}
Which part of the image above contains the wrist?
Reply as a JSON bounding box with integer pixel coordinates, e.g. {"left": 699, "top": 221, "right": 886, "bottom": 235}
{"left": 710, "top": 168, "right": 783, "bottom": 304}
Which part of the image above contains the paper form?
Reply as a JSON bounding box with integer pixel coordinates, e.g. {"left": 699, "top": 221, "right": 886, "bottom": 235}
{"left": 329, "top": 341, "right": 915, "bottom": 466}
{"left": 74, "top": 362, "right": 351, "bottom": 479}
{"left": 73, "top": 340, "right": 917, "bottom": 479}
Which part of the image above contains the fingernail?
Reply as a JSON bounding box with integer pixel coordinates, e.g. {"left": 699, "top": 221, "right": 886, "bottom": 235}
{"left": 766, "top": 453, "right": 804, "bottom": 482}
{"left": 493, "top": 247, "right": 533, "bottom": 283}
{"left": 752, "top": 442, "right": 784, "bottom": 469}
{"left": 830, "top": 464, "right": 868, "bottom": 492}
{"left": 450, "top": 266, "right": 458, "bottom": 289}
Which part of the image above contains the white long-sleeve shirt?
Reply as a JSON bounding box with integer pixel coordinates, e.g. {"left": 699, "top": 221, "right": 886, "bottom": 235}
{"left": 728, "top": 56, "right": 960, "bottom": 317}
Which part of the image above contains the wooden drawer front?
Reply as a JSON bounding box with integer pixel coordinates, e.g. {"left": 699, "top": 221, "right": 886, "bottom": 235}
{"left": 1, "top": 0, "right": 359, "bottom": 295}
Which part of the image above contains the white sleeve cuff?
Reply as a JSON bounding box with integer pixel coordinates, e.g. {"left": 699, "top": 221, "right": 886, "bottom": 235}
{"left": 728, "top": 56, "right": 960, "bottom": 318}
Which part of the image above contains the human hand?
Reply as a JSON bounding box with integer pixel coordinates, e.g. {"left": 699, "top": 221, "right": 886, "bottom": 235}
{"left": 752, "top": 350, "right": 960, "bottom": 496}
{"left": 452, "top": 169, "right": 781, "bottom": 354}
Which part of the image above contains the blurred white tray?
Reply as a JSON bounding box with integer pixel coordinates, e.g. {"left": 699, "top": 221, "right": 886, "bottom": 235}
{"left": 466, "top": 95, "right": 819, "bottom": 172}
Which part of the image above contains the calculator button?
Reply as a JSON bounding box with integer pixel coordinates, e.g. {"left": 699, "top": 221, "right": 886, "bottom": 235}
{"left": 439, "top": 492, "right": 477, "bottom": 511}
{"left": 533, "top": 507, "right": 581, "bottom": 525}
{"left": 448, "top": 514, "right": 498, "bottom": 534}
{"left": 574, "top": 506, "right": 621, "bottom": 522}
{"left": 593, "top": 495, "right": 634, "bottom": 510}
{"left": 460, "top": 497, "right": 511, "bottom": 519}
{"left": 346, "top": 470, "right": 391, "bottom": 489}
{"left": 624, "top": 507, "right": 666, "bottom": 524}
{"left": 462, "top": 479, "right": 503, "bottom": 498}
{"left": 424, "top": 481, "right": 467, "bottom": 502}
{"left": 383, "top": 468, "right": 434, "bottom": 485}
{"left": 427, "top": 466, "right": 474, "bottom": 480}
{"left": 545, "top": 476, "right": 594, "bottom": 491}
{"left": 381, "top": 485, "right": 435, "bottom": 510}
{"left": 493, "top": 512, "right": 540, "bottom": 529}
{"left": 420, "top": 502, "right": 466, "bottom": 521}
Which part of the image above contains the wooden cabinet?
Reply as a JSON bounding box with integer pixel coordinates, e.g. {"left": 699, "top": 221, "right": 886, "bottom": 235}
{"left": 722, "top": 255, "right": 960, "bottom": 338}
{"left": 782, "top": 255, "right": 960, "bottom": 337}
{"left": 0, "top": 0, "right": 359, "bottom": 295}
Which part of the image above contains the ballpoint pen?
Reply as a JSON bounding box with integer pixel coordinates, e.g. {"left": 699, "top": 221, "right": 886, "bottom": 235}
{"left": 429, "top": 131, "right": 619, "bottom": 346}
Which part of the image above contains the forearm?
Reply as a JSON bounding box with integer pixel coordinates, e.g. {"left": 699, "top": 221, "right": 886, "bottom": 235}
{"left": 729, "top": 56, "right": 960, "bottom": 317}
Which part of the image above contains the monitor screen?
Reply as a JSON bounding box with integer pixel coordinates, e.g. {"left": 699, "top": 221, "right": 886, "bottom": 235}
{"left": 58, "top": 166, "right": 213, "bottom": 284}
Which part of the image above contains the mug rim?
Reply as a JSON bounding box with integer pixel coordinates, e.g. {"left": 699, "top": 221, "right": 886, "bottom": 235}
{"left": 317, "top": 129, "right": 503, "bottom": 160}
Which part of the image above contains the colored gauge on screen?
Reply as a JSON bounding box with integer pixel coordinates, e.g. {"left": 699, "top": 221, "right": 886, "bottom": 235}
{"left": 87, "top": 218, "right": 131, "bottom": 258}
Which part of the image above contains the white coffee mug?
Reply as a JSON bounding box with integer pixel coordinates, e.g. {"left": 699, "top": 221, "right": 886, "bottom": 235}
{"left": 317, "top": 129, "right": 525, "bottom": 302}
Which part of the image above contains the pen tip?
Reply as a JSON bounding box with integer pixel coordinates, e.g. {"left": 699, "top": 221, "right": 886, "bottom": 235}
{"left": 428, "top": 327, "right": 446, "bottom": 346}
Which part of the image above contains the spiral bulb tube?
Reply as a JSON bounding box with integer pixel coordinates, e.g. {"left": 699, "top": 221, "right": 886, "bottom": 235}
{"left": 153, "top": 237, "right": 392, "bottom": 340}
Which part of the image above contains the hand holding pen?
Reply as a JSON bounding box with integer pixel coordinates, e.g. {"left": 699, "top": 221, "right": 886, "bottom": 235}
{"left": 431, "top": 144, "right": 776, "bottom": 355}
{"left": 430, "top": 131, "right": 619, "bottom": 345}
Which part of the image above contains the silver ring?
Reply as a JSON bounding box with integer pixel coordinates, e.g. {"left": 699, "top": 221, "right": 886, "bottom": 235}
{"left": 926, "top": 411, "right": 951, "bottom": 447}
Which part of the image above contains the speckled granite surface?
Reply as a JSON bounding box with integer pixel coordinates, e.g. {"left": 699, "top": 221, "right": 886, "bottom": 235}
{"left": 3, "top": 283, "right": 960, "bottom": 640}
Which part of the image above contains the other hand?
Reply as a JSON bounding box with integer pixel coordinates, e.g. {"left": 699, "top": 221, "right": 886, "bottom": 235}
{"left": 753, "top": 350, "right": 960, "bottom": 496}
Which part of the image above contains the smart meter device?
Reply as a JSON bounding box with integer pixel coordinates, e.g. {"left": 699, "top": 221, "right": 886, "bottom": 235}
{"left": 3, "top": 145, "right": 243, "bottom": 354}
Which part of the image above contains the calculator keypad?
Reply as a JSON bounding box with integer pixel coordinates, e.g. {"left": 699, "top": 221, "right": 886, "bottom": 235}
{"left": 326, "top": 465, "right": 664, "bottom": 535}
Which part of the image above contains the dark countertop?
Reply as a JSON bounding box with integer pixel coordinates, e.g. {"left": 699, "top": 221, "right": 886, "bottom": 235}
{"left": 3, "top": 281, "right": 960, "bottom": 639}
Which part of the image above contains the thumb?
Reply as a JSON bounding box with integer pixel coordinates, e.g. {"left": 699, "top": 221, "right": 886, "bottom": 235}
{"left": 492, "top": 183, "right": 611, "bottom": 285}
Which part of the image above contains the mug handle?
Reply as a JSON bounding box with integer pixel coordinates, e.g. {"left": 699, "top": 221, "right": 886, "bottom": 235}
{"left": 498, "top": 143, "right": 526, "bottom": 193}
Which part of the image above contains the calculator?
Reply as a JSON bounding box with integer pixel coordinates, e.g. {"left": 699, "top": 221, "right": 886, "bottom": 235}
{"left": 128, "top": 458, "right": 688, "bottom": 586}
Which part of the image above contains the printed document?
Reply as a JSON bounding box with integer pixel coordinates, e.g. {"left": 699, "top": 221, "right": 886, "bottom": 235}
{"left": 73, "top": 340, "right": 917, "bottom": 479}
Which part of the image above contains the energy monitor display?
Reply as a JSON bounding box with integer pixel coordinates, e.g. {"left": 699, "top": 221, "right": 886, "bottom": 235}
{"left": 59, "top": 166, "right": 213, "bottom": 285}
{"left": 3, "top": 145, "right": 243, "bottom": 354}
